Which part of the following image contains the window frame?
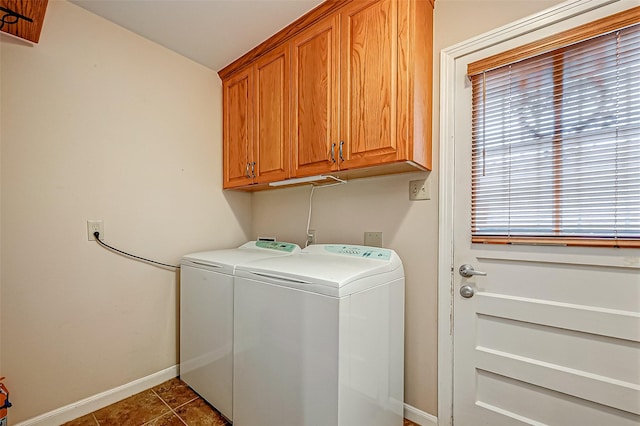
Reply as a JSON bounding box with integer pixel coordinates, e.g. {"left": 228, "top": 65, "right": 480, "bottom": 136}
{"left": 467, "top": 6, "right": 640, "bottom": 248}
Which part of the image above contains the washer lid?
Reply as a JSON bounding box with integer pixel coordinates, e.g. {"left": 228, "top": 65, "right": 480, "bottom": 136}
{"left": 235, "top": 244, "right": 404, "bottom": 297}
{"left": 181, "top": 241, "right": 301, "bottom": 274}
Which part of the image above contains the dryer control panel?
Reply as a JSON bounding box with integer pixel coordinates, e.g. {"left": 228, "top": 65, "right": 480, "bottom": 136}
{"left": 324, "top": 245, "right": 391, "bottom": 260}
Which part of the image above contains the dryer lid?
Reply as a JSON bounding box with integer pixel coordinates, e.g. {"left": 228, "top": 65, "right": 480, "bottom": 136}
{"left": 235, "top": 244, "right": 404, "bottom": 297}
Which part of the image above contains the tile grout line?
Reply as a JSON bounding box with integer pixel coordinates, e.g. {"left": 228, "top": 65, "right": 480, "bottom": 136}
{"left": 162, "top": 391, "right": 200, "bottom": 426}
{"left": 172, "top": 395, "right": 199, "bottom": 410}
{"left": 139, "top": 390, "right": 175, "bottom": 426}
{"left": 66, "top": 380, "right": 219, "bottom": 426}
{"left": 149, "top": 389, "right": 189, "bottom": 426}
{"left": 152, "top": 383, "right": 201, "bottom": 425}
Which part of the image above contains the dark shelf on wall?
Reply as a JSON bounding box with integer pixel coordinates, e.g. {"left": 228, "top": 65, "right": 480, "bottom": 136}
{"left": 0, "top": 0, "right": 48, "bottom": 43}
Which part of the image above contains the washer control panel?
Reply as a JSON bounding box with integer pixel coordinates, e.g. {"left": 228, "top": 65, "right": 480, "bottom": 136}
{"left": 255, "top": 241, "right": 298, "bottom": 253}
{"left": 324, "top": 245, "right": 391, "bottom": 260}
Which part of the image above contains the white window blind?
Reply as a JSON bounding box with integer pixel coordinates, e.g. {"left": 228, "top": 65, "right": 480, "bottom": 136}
{"left": 469, "top": 15, "right": 640, "bottom": 248}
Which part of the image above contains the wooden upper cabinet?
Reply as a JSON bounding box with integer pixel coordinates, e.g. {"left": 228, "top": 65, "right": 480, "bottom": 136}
{"left": 339, "top": 0, "right": 398, "bottom": 170}
{"left": 223, "top": 68, "right": 253, "bottom": 188}
{"left": 339, "top": 0, "right": 434, "bottom": 172}
{"left": 292, "top": 14, "right": 340, "bottom": 178}
{"left": 254, "top": 45, "right": 290, "bottom": 184}
{"left": 398, "top": 0, "right": 434, "bottom": 171}
{"left": 219, "top": 0, "right": 434, "bottom": 189}
{"left": 222, "top": 45, "right": 290, "bottom": 188}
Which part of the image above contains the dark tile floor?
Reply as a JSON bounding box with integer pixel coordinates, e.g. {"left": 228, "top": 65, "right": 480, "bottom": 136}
{"left": 63, "top": 377, "right": 419, "bottom": 426}
{"left": 63, "top": 378, "right": 229, "bottom": 426}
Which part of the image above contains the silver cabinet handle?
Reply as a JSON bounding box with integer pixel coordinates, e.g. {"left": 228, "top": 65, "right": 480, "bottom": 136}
{"left": 331, "top": 143, "right": 336, "bottom": 163}
{"left": 339, "top": 140, "right": 344, "bottom": 162}
{"left": 245, "top": 163, "right": 251, "bottom": 178}
{"left": 459, "top": 264, "right": 487, "bottom": 278}
{"left": 460, "top": 285, "right": 475, "bottom": 298}
{"left": 251, "top": 161, "right": 256, "bottom": 178}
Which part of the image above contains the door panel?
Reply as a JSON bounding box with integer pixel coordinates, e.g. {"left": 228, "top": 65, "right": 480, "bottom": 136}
{"left": 340, "top": 0, "right": 398, "bottom": 169}
{"left": 452, "top": 22, "right": 640, "bottom": 426}
{"left": 223, "top": 69, "right": 253, "bottom": 188}
{"left": 254, "top": 46, "right": 290, "bottom": 183}
{"left": 475, "top": 370, "right": 639, "bottom": 426}
{"left": 292, "top": 15, "right": 339, "bottom": 178}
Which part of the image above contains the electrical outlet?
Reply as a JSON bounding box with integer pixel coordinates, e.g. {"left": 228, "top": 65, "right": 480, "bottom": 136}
{"left": 307, "top": 229, "right": 316, "bottom": 245}
{"left": 87, "top": 220, "right": 104, "bottom": 241}
{"left": 364, "top": 231, "right": 383, "bottom": 247}
{"left": 409, "top": 179, "right": 430, "bottom": 200}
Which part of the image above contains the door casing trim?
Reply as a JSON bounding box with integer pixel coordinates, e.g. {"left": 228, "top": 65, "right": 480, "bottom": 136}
{"left": 436, "top": 1, "right": 628, "bottom": 424}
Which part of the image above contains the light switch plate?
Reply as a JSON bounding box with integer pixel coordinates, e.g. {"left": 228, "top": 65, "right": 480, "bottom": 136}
{"left": 409, "top": 179, "right": 430, "bottom": 200}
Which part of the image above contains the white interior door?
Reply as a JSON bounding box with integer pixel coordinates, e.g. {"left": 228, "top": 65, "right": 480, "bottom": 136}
{"left": 449, "top": 5, "right": 640, "bottom": 425}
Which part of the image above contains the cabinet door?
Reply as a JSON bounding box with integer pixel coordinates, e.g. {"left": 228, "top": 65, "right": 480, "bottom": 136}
{"left": 340, "top": 0, "right": 400, "bottom": 170}
{"left": 254, "top": 45, "right": 290, "bottom": 184}
{"left": 223, "top": 68, "right": 253, "bottom": 188}
{"left": 292, "top": 14, "right": 340, "bottom": 178}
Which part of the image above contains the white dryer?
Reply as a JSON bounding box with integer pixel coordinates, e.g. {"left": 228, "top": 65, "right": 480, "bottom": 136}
{"left": 233, "top": 244, "right": 405, "bottom": 426}
{"left": 180, "top": 241, "right": 300, "bottom": 421}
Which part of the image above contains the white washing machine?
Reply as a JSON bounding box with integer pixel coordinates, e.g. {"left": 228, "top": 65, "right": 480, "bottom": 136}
{"left": 180, "top": 241, "right": 301, "bottom": 421}
{"left": 233, "top": 244, "right": 405, "bottom": 426}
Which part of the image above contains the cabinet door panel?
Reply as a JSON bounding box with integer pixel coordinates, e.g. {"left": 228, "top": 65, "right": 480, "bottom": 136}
{"left": 223, "top": 69, "right": 253, "bottom": 188}
{"left": 292, "top": 15, "right": 340, "bottom": 177}
{"left": 340, "top": 0, "right": 399, "bottom": 169}
{"left": 254, "top": 46, "right": 290, "bottom": 183}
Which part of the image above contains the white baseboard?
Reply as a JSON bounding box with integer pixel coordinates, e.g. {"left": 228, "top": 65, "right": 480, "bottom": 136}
{"left": 14, "top": 365, "right": 178, "bottom": 426}
{"left": 15, "top": 368, "right": 434, "bottom": 426}
{"left": 404, "top": 403, "right": 438, "bottom": 426}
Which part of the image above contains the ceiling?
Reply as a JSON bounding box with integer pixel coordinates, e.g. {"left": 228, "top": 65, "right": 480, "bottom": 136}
{"left": 69, "top": 0, "right": 325, "bottom": 72}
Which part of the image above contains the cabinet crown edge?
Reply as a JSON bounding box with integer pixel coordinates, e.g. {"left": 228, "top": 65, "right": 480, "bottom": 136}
{"left": 217, "top": 0, "right": 435, "bottom": 80}
{"left": 218, "top": 0, "right": 353, "bottom": 80}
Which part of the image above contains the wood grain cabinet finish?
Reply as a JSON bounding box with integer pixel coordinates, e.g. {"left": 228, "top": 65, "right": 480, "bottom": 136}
{"left": 220, "top": 0, "right": 434, "bottom": 189}
{"left": 222, "top": 45, "right": 290, "bottom": 188}
{"left": 339, "top": 0, "right": 398, "bottom": 171}
{"left": 222, "top": 68, "right": 253, "bottom": 188}
{"left": 0, "top": 0, "right": 48, "bottom": 43}
{"left": 339, "top": 0, "right": 434, "bottom": 174}
{"left": 254, "top": 46, "right": 290, "bottom": 184}
{"left": 292, "top": 14, "right": 340, "bottom": 177}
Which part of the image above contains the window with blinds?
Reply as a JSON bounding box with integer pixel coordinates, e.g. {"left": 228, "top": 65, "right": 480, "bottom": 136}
{"left": 468, "top": 9, "right": 640, "bottom": 248}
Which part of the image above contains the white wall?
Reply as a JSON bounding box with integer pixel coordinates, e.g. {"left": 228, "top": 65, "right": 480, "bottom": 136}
{"left": 0, "top": 1, "right": 251, "bottom": 422}
{"left": 0, "top": 0, "right": 567, "bottom": 422}
{"left": 252, "top": 0, "right": 563, "bottom": 416}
